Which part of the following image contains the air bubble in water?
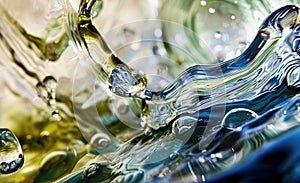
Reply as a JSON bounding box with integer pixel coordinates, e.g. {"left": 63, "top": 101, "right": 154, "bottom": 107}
{"left": 51, "top": 110, "right": 61, "bottom": 121}
{"left": 208, "top": 8, "right": 216, "bottom": 14}
{"left": 214, "top": 31, "right": 222, "bottom": 39}
{"left": 36, "top": 82, "right": 49, "bottom": 100}
{"left": 172, "top": 116, "right": 197, "bottom": 135}
{"left": 43, "top": 76, "right": 57, "bottom": 92}
{"left": 169, "top": 151, "right": 179, "bottom": 160}
{"left": 221, "top": 108, "right": 258, "bottom": 129}
{"left": 144, "top": 127, "right": 153, "bottom": 137}
{"left": 200, "top": 0, "right": 207, "bottom": 6}
{"left": 0, "top": 128, "right": 24, "bottom": 174}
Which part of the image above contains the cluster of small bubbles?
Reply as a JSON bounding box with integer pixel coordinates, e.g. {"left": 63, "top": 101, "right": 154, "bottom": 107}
{"left": 36, "top": 76, "right": 61, "bottom": 121}
{"left": 0, "top": 129, "right": 24, "bottom": 174}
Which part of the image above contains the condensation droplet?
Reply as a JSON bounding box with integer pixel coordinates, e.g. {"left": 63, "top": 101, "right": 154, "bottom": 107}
{"left": 0, "top": 129, "right": 24, "bottom": 174}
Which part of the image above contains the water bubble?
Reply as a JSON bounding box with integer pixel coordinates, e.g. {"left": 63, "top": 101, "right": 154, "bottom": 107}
{"left": 0, "top": 129, "right": 24, "bottom": 174}
{"left": 90, "top": 133, "right": 111, "bottom": 150}
{"left": 172, "top": 116, "right": 197, "bottom": 136}
{"left": 259, "top": 29, "right": 270, "bottom": 40}
{"left": 169, "top": 151, "right": 179, "bottom": 160}
{"left": 214, "top": 31, "right": 222, "bottom": 39}
{"left": 200, "top": 0, "right": 207, "bottom": 6}
{"left": 154, "top": 28, "right": 162, "bottom": 38}
{"left": 221, "top": 108, "right": 258, "bottom": 130}
{"left": 230, "top": 14, "right": 236, "bottom": 20}
{"left": 83, "top": 163, "right": 99, "bottom": 178}
{"left": 36, "top": 82, "right": 49, "bottom": 100}
{"left": 43, "top": 76, "right": 57, "bottom": 92}
{"left": 48, "top": 98, "right": 57, "bottom": 108}
{"left": 50, "top": 110, "right": 61, "bottom": 121}
{"left": 208, "top": 8, "right": 216, "bottom": 14}
{"left": 144, "top": 127, "right": 153, "bottom": 137}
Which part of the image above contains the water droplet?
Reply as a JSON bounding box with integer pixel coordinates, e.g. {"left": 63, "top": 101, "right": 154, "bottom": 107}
{"left": 36, "top": 82, "right": 49, "bottom": 100}
{"left": 154, "top": 28, "right": 162, "bottom": 37}
{"left": 117, "top": 102, "right": 129, "bottom": 115}
{"left": 144, "top": 127, "right": 153, "bottom": 137}
{"left": 48, "top": 98, "right": 57, "bottom": 108}
{"left": 200, "top": 0, "right": 207, "bottom": 6}
{"left": 221, "top": 108, "right": 258, "bottom": 129}
{"left": 83, "top": 163, "right": 99, "bottom": 178}
{"left": 172, "top": 116, "right": 197, "bottom": 135}
{"left": 90, "top": 133, "right": 111, "bottom": 150}
{"left": 43, "top": 76, "right": 57, "bottom": 92}
{"left": 208, "top": 7, "right": 216, "bottom": 14}
{"left": 169, "top": 152, "right": 179, "bottom": 160}
{"left": 0, "top": 129, "right": 24, "bottom": 174}
{"left": 108, "top": 65, "right": 147, "bottom": 98}
{"left": 230, "top": 14, "right": 236, "bottom": 20}
{"left": 50, "top": 110, "right": 61, "bottom": 121}
{"left": 214, "top": 31, "right": 222, "bottom": 39}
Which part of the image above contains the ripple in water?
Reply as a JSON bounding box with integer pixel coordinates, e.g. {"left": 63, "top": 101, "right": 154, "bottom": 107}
{"left": 0, "top": 0, "right": 300, "bottom": 183}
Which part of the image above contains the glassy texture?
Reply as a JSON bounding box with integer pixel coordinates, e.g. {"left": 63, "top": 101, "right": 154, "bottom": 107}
{"left": 0, "top": 0, "right": 300, "bottom": 182}
{"left": 0, "top": 129, "right": 24, "bottom": 174}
